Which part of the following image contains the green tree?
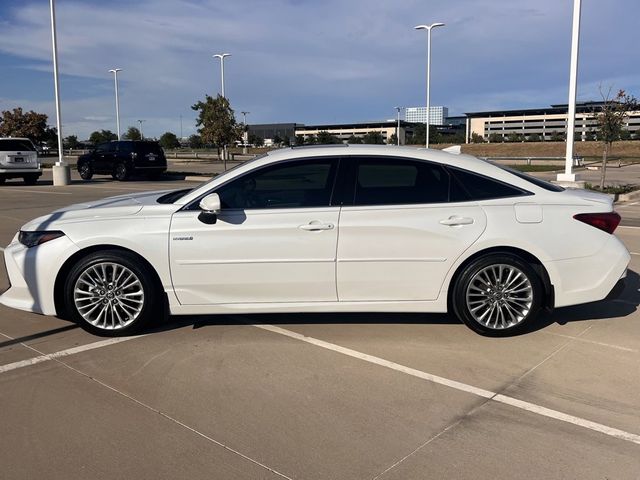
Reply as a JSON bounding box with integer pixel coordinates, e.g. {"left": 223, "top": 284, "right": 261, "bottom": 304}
{"left": 316, "top": 131, "right": 340, "bottom": 144}
{"left": 362, "top": 131, "right": 385, "bottom": 144}
{"left": 526, "top": 133, "right": 541, "bottom": 142}
{"left": 550, "top": 130, "right": 565, "bottom": 142}
{"left": 89, "top": 130, "right": 117, "bottom": 145}
{"left": 594, "top": 88, "right": 639, "bottom": 189}
{"left": 191, "top": 94, "right": 243, "bottom": 158}
{"left": 248, "top": 133, "right": 264, "bottom": 147}
{"left": 389, "top": 133, "right": 398, "bottom": 145}
{"left": 346, "top": 134, "right": 363, "bottom": 144}
{"left": 470, "top": 132, "right": 484, "bottom": 143}
{"left": 64, "top": 135, "right": 79, "bottom": 149}
{"left": 188, "top": 134, "right": 203, "bottom": 149}
{"left": 506, "top": 132, "right": 524, "bottom": 143}
{"left": 272, "top": 134, "right": 283, "bottom": 146}
{"left": 305, "top": 134, "right": 317, "bottom": 145}
{"left": 295, "top": 134, "right": 305, "bottom": 146}
{"left": 159, "top": 131, "right": 180, "bottom": 150}
{"left": 488, "top": 133, "right": 502, "bottom": 143}
{"left": 0, "top": 107, "right": 49, "bottom": 143}
{"left": 123, "top": 126, "right": 142, "bottom": 140}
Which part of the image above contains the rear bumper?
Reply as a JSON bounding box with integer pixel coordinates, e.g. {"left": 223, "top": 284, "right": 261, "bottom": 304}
{"left": 0, "top": 168, "right": 42, "bottom": 176}
{"left": 548, "top": 235, "right": 630, "bottom": 308}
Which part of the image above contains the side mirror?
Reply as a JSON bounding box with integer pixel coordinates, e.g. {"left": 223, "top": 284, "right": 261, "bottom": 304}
{"left": 198, "top": 193, "right": 221, "bottom": 224}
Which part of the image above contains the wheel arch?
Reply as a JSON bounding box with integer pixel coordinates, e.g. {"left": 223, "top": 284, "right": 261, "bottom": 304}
{"left": 53, "top": 244, "right": 167, "bottom": 318}
{"left": 446, "top": 246, "right": 554, "bottom": 312}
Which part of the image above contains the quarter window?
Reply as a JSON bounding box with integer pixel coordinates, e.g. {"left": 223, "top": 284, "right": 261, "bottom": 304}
{"left": 215, "top": 159, "right": 337, "bottom": 209}
{"left": 449, "top": 167, "right": 530, "bottom": 200}
{"left": 353, "top": 159, "right": 451, "bottom": 205}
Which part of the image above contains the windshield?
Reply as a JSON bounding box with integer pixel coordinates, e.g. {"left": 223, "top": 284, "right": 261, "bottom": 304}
{"left": 157, "top": 188, "right": 194, "bottom": 204}
{"left": 196, "top": 153, "right": 269, "bottom": 190}
{"left": 0, "top": 139, "right": 35, "bottom": 151}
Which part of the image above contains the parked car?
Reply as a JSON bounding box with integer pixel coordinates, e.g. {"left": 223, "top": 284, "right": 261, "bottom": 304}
{"left": 77, "top": 140, "right": 167, "bottom": 181}
{"left": 0, "top": 137, "right": 42, "bottom": 185}
{"left": 0, "top": 145, "right": 629, "bottom": 336}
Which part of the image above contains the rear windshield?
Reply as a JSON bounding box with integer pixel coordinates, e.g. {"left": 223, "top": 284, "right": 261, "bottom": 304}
{"left": 497, "top": 164, "right": 565, "bottom": 192}
{"left": 134, "top": 142, "right": 164, "bottom": 155}
{"left": 0, "top": 139, "right": 35, "bottom": 151}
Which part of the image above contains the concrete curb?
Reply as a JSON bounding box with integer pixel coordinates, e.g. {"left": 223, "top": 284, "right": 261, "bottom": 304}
{"left": 184, "top": 176, "right": 208, "bottom": 182}
{"left": 617, "top": 189, "right": 640, "bottom": 203}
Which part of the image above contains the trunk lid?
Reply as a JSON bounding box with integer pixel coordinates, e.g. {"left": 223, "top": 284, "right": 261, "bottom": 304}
{"left": 0, "top": 139, "right": 39, "bottom": 169}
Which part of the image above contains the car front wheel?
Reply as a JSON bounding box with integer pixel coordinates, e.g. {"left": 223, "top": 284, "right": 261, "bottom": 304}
{"left": 452, "top": 254, "right": 543, "bottom": 336}
{"left": 23, "top": 174, "right": 39, "bottom": 185}
{"left": 64, "top": 250, "right": 159, "bottom": 336}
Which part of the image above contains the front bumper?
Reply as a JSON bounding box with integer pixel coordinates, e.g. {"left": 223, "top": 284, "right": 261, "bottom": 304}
{"left": 0, "top": 235, "right": 79, "bottom": 316}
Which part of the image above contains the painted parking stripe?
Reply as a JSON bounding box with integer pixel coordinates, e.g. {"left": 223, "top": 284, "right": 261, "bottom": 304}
{"left": 254, "top": 324, "right": 640, "bottom": 446}
{"left": 0, "top": 335, "right": 146, "bottom": 374}
{"left": 0, "top": 188, "right": 72, "bottom": 195}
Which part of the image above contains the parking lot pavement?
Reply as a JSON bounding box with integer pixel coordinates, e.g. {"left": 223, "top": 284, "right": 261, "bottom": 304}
{"left": 0, "top": 178, "right": 639, "bottom": 479}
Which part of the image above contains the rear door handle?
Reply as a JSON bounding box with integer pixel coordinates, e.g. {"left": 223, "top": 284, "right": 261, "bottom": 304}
{"left": 440, "top": 216, "right": 474, "bottom": 226}
{"left": 299, "top": 221, "right": 334, "bottom": 231}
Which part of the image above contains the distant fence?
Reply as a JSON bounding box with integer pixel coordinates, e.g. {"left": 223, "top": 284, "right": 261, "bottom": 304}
{"left": 483, "top": 156, "right": 585, "bottom": 166}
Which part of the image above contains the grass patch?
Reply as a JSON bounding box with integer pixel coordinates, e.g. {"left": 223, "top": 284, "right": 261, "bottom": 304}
{"left": 504, "top": 164, "right": 560, "bottom": 172}
{"left": 584, "top": 183, "right": 638, "bottom": 195}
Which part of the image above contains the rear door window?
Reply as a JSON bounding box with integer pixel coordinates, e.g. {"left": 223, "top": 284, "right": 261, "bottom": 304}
{"left": 449, "top": 167, "right": 531, "bottom": 200}
{"left": 352, "top": 158, "right": 452, "bottom": 206}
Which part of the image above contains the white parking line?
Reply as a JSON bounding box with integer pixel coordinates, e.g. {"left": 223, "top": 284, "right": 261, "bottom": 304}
{"left": 0, "top": 335, "right": 146, "bottom": 374}
{"left": 254, "top": 324, "right": 640, "bottom": 446}
{"left": 0, "top": 188, "right": 72, "bottom": 195}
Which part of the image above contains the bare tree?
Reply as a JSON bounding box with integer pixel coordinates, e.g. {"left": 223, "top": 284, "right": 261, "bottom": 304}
{"left": 595, "top": 87, "right": 638, "bottom": 189}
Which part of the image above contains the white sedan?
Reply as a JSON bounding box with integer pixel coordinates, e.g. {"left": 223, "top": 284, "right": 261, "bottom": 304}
{"left": 0, "top": 145, "right": 629, "bottom": 336}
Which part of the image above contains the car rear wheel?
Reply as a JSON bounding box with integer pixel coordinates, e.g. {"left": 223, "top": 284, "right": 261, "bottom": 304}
{"left": 64, "top": 250, "right": 159, "bottom": 336}
{"left": 452, "top": 254, "right": 543, "bottom": 336}
{"left": 0, "top": 177, "right": 5, "bottom": 185}
{"left": 23, "top": 174, "right": 38, "bottom": 185}
{"left": 113, "top": 162, "right": 130, "bottom": 181}
{"left": 78, "top": 162, "right": 93, "bottom": 180}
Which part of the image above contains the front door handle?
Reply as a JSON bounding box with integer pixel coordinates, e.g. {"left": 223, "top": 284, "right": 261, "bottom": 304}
{"left": 440, "top": 216, "right": 474, "bottom": 226}
{"left": 299, "top": 221, "right": 334, "bottom": 231}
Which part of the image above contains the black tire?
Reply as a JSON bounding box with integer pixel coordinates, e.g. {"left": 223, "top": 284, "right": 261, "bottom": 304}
{"left": 63, "top": 250, "right": 160, "bottom": 336}
{"left": 0, "top": 177, "right": 5, "bottom": 185}
{"left": 113, "top": 162, "right": 130, "bottom": 181}
{"left": 78, "top": 162, "right": 93, "bottom": 180}
{"left": 451, "top": 254, "right": 543, "bottom": 337}
{"left": 23, "top": 174, "right": 39, "bottom": 186}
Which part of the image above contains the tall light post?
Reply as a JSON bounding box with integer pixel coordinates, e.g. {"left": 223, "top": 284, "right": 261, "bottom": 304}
{"left": 213, "top": 53, "right": 231, "bottom": 97}
{"left": 49, "top": 0, "right": 70, "bottom": 185}
{"left": 137, "top": 119, "right": 145, "bottom": 140}
{"left": 108, "top": 68, "right": 123, "bottom": 140}
{"left": 415, "top": 23, "right": 445, "bottom": 149}
{"left": 241, "top": 111, "right": 250, "bottom": 154}
{"left": 558, "top": 0, "right": 582, "bottom": 183}
{"left": 395, "top": 106, "right": 404, "bottom": 145}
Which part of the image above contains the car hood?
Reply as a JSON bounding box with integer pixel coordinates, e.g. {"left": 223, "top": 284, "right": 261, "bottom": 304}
{"left": 20, "top": 189, "right": 173, "bottom": 231}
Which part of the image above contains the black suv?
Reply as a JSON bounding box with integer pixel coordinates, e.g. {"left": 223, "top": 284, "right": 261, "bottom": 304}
{"left": 77, "top": 140, "right": 167, "bottom": 181}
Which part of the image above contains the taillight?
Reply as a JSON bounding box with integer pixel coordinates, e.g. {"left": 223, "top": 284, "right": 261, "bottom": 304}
{"left": 573, "top": 212, "right": 621, "bottom": 234}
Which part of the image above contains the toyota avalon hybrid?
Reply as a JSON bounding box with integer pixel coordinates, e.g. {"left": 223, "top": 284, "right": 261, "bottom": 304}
{"left": 0, "top": 145, "right": 629, "bottom": 336}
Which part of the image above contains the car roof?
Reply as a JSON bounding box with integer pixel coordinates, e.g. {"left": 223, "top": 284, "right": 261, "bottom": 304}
{"left": 177, "top": 144, "right": 553, "bottom": 205}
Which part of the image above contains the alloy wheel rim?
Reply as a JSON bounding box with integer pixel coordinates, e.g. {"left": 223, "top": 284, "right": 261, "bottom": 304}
{"left": 465, "top": 264, "right": 533, "bottom": 330}
{"left": 73, "top": 262, "right": 144, "bottom": 330}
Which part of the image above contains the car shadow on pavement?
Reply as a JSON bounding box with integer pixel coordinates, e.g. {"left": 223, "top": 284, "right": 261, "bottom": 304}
{"left": 147, "top": 270, "right": 640, "bottom": 337}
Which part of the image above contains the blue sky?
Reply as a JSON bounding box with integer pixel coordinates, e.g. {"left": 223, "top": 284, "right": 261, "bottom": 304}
{"left": 1, "top": 0, "right": 639, "bottom": 139}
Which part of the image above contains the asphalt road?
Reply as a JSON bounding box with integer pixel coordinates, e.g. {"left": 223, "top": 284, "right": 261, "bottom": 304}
{"left": 0, "top": 172, "right": 639, "bottom": 479}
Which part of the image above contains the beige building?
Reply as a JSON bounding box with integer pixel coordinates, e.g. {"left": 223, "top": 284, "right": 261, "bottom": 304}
{"left": 295, "top": 121, "right": 412, "bottom": 144}
{"left": 465, "top": 102, "right": 640, "bottom": 143}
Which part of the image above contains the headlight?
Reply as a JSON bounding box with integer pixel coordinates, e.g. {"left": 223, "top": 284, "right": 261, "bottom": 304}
{"left": 18, "top": 231, "right": 65, "bottom": 248}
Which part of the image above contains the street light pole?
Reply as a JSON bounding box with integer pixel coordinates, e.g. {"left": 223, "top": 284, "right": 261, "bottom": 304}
{"left": 558, "top": 0, "right": 582, "bottom": 183}
{"left": 395, "top": 107, "right": 403, "bottom": 145}
{"left": 415, "top": 23, "right": 445, "bottom": 149}
{"left": 137, "top": 119, "right": 145, "bottom": 140}
{"left": 108, "top": 68, "right": 123, "bottom": 140}
{"left": 241, "top": 111, "right": 250, "bottom": 154}
{"left": 49, "top": 0, "right": 70, "bottom": 186}
{"left": 213, "top": 53, "right": 231, "bottom": 98}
